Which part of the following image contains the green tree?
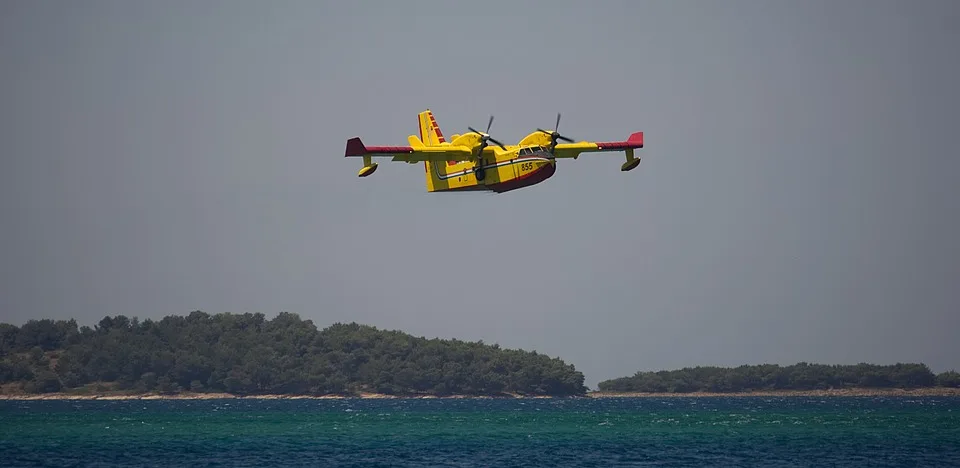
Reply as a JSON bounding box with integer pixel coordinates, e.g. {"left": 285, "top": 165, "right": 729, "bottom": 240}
{"left": 937, "top": 371, "right": 960, "bottom": 388}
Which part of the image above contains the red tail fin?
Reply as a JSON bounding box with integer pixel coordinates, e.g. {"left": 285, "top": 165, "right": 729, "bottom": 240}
{"left": 345, "top": 137, "right": 367, "bottom": 157}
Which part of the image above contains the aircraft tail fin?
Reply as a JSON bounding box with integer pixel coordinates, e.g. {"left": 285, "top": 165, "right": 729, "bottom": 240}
{"left": 418, "top": 110, "right": 446, "bottom": 191}
{"left": 418, "top": 109, "right": 446, "bottom": 146}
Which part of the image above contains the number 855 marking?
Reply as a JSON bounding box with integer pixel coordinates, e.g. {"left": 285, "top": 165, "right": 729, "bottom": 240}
{"left": 520, "top": 161, "right": 534, "bottom": 171}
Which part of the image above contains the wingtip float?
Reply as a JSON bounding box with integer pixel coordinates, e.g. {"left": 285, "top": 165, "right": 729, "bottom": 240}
{"left": 345, "top": 110, "right": 645, "bottom": 193}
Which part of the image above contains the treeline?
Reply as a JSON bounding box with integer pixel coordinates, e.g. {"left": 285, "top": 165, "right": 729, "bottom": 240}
{"left": 598, "top": 363, "right": 960, "bottom": 393}
{"left": 0, "top": 312, "right": 587, "bottom": 397}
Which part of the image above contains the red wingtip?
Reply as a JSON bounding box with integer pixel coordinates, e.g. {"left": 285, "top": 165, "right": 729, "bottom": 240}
{"left": 345, "top": 137, "right": 367, "bottom": 157}
{"left": 596, "top": 132, "right": 644, "bottom": 151}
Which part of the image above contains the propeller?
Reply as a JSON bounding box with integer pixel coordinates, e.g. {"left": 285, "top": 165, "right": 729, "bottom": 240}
{"left": 468, "top": 115, "right": 507, "bottom": 154}
{"left": 467, "top": 115, "right": 506, "bottom": 181}
{"left": 537, "top": 113, "right": 574, "bottom": 154}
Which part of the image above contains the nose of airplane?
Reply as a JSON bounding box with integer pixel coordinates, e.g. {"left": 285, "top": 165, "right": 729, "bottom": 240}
{"left": 537, "top": 157, "right": 557, "bottom": 176}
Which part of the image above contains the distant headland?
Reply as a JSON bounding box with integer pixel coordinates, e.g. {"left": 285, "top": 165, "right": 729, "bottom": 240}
{"left": 595, "top": 362, "right": 960, "bottom": 396}
{"left": 2, "top": 312, "right": 958, "bottom": 400}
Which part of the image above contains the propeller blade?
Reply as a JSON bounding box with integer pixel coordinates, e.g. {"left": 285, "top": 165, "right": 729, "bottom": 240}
{"left": 557, "top": 135, "right": 574, "bottom": 143}
{"left": 488, "top": 137, "right": 507, "bottom": 150}
{"left": 486, "top": 115, "right": 494, "bottom": 134}
{"left": 555, "top": 113, "right": 561, "bottom": 132}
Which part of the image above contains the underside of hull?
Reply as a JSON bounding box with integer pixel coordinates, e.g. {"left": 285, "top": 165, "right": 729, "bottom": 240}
{"left": 433, "top": 161, "right": 556, "bottom": 193}
{"left": 489, "top": 162, "right": 556, "bottom": 193}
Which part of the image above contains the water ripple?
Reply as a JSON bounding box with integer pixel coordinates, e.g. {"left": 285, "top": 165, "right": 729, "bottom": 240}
{"left": 1, "top": 397, "right": 959, "bottom": 466}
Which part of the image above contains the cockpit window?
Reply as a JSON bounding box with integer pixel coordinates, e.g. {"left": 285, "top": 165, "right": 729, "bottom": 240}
{"left": 519, "top": 146, "right": 546, "bottom": 155}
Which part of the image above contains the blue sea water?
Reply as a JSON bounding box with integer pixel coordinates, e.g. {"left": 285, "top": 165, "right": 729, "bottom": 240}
{"left": 2, "top": 396, "right": 959, "bottom": 467}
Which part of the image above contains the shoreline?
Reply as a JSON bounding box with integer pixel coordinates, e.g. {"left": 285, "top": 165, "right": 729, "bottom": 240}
{"left": 2, "top": 387, "right": 959, "bottom": 401}
{"left": 588, "top": 387, "right": 960, "bottom": 398}
{"left": 0, "top": 391, "right": 557, "bottom": 401}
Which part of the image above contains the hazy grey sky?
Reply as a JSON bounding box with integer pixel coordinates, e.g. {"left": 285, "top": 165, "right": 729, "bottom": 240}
{"left": 2, "top": 0, "right": 958, "bottom": 388}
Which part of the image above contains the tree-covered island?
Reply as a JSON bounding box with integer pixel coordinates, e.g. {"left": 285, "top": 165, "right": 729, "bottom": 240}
{"left": 0, "top": 312, "right": 587, "bottom": 398}
{"left": 597, "top": 363, "right": 960, "bottom": 394}
{"left": 3, "top": 312, "right": 958, "bottom": 399}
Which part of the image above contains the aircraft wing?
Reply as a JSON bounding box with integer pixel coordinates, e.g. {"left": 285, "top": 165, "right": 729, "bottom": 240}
{"left": 552, "top": 132, "right": 644, "bottom": 159}
{"left": 344, "top": 137, "right": 473, "bottom": 162}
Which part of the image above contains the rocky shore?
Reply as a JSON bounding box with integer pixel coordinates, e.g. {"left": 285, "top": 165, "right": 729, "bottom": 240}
{"left": 0, "top": 391, "right": 554, "bottom": 401}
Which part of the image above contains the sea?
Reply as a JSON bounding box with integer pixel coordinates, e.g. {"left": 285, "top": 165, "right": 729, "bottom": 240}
{"left": 2, "top": 396, "right": 959, "bottom": 467}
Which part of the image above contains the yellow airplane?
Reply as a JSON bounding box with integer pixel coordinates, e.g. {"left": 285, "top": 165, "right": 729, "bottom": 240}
{"left": 344, "top": 109, "right": 644, "bottom": 193}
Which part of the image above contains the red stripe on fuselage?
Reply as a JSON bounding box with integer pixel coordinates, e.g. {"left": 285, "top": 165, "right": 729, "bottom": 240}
{"left": 487, "top": 161, "right": 556, "bottom": 193}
